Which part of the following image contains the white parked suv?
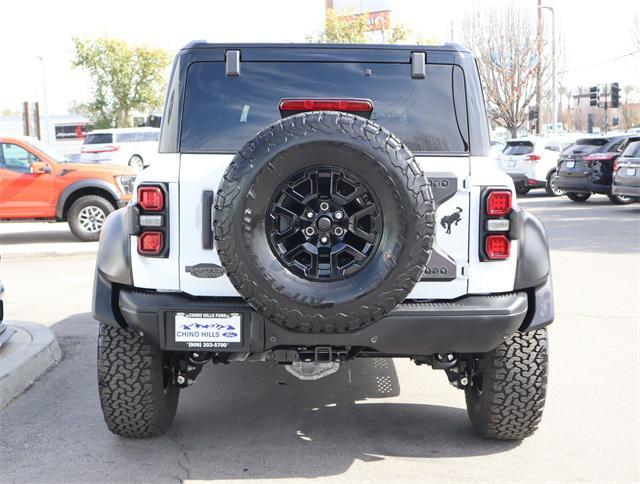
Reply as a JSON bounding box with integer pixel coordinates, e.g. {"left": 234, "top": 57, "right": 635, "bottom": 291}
{"left": 497, "top": 135, "right": 580, "bottom": 195}
{"left": 80, "top": 127, "right": 160, "bottom": 170}
{"left": 92, "top": 42, "right": 554, "bottom": 441}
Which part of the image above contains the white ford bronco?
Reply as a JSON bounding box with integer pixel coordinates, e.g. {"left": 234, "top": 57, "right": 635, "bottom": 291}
{"left": 93, "top": 42, "right": 554, "bottom": 440}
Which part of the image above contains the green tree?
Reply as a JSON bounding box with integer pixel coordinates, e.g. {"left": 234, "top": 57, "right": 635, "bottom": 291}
{"left": 72, "top": 37, "right": 171, "bottom": 128}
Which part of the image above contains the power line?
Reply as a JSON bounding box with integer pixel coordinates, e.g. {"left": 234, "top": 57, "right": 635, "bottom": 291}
{"left": 559, "top": 50, "right": 640, "bottom": 74}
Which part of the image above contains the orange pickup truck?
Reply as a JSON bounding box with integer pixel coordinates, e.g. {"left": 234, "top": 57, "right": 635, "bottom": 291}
{"left": 0, "top": 136, "right": 135, "bottom": 241}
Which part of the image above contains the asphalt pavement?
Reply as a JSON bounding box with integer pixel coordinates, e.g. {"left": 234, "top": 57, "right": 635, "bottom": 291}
{"left": 0, "top": 193, "right": 638, "bottom": 483}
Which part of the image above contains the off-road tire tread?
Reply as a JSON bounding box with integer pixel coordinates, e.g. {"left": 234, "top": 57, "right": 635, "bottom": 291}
{"left": 214, "top": 111, "right": 435, "bottom": 333}
{"left": 97, "top": 324, "right": 178, "bottom": 437}
{"left": 465, "top": 329, "right": 548, "bottom": 440}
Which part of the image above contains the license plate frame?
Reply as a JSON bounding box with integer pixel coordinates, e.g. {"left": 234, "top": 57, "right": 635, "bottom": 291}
{"left": 508, "top": 160, "right": 516, "bottom": 167}
{"left": 163, "top": 311, "right": 248, "bottom": 351}
{"left": 627, "top": 167, "right": 637, "bottom": 176}
{"left": 565, "top": 161, "right": 575, "bottom": 169}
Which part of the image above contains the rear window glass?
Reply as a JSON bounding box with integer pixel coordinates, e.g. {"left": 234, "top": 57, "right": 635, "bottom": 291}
{"left": 180, "top": 62, "right": 468, "bottom": 153}
{"left": 84, "top": 133, "right": 113, "bottom": 144}
{"left": 503, "top": 142, "right": 534, "bottom": 156}
{"left": 116, "top": 132, "right": 137, "bottom": 143}
{"left": 622, "top": 140, "right": 640, "bottom": 157}
{"left": 563, "top": 138, "right": 608, "bottom": 156}
{"left": 115, "top": 131, "right": 159, "bottom": 143}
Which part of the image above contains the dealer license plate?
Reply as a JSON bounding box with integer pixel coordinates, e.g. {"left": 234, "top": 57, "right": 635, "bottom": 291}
{"left": 174, "top": 312, "right": 241, "bottom": 347}
{"left": 627, "top": 167, "right": 636, "bottom": 176}
{"left": 565, "top": 161, "right": 575, "bottom": 168}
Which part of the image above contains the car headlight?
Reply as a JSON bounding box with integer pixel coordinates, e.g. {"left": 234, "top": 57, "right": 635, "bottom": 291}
{"left": 115, "top": 175, "right": 136, "bottom": 195}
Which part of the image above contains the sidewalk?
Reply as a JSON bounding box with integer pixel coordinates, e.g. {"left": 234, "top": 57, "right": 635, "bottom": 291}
{"left": 0, "top": 221, "right": 98, "bottom": 259}
{"left": 0, "top": 321, "right": 63, "bottom": 408}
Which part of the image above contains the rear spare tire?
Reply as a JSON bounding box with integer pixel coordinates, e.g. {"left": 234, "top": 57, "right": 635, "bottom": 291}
{"left": 214, "top": 112, "right": 435, "bottom": 333}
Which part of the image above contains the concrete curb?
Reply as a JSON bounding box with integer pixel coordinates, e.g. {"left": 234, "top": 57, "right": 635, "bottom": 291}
{"left": 0, "top": 250, "right": 97, "bottom": 260}
{"left": 0, "top": 321, "right": 63, "bottom": 409}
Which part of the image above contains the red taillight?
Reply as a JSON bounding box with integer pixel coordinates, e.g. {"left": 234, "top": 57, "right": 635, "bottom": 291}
{"left": 613, "top": 160, "right": 620, "bottom": 172}
{"left": 584, "top": 152, "right": 615, "bottom": 161}
{"left": 279, "top": 98, "right": 373, "bottom": 114}
{"left": 526, "top": 154, "right": 541, "bottom": 162}
{"left": 81, "top": 145, "right": 120, "bottom": 154}
{"left": 138, "top": 231, "right": 163, "bottom": 255}
{"left": 485, "top": 235, "right": 511, "bottom": 260}
{"left": 486, "top": 190, "right": 512, "bottom": 217}
{"left": 138, "top": 186, "right": 164, "bottom": 211}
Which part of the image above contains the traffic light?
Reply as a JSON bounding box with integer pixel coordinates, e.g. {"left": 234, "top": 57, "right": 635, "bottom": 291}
{"left": 610, "top": 82, "right": 620, "bottom": 108}
{"left": 589, "top": 86, "right": 599, "bottom": 107}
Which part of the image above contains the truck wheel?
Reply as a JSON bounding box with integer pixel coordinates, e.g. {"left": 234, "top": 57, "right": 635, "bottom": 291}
{"left": 465, "top": 329, "right": 548, "bottom": 440}
{"left": 129, "top": 155, "right": 145, "bottom": 171}
{"left": 68, "top": 195, "right": 114, "bottom": 241}
{"left": 97, "top": 324, "right": 179, "bottom": 437}
{"left": 214, "top": 111, "right": 435, "bottom": 333}
{"left": 545, "top": 170, "right": 564, "bottom": 196}
{"left": 566, "top": 192, "right": 590, "bottom": 202}
{"left": 607, "top": 193, "right": 634, "bottom": 205}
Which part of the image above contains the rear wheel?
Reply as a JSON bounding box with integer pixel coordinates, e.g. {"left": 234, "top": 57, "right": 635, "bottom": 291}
{"left": 97, "top": 324, "right": 179, "bottom": 437}
{"left": 545, "top": 170, "right": 564, "bottom": 196}
{"left": 566, "top": 192, "right": 591, "bottom": 202}
{"left": 515, "top": 185, "right": 530, "bottom": 195}
{"left": 465, "top": 329, "right": 548, "bottom": 440}
{"left": 129, "top": 155, "right": 144, "bottom": 171}
{"left": 607, "top": 193, "right": 634, "bottom": 205}
{"left": 67, "top": 195, "right": 114, "bottom": 241}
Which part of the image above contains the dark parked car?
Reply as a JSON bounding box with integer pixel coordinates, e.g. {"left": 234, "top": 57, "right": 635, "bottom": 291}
{"left": 556, "top": 135, "right": 634, "bottom": 203}
{"left": 612, "top": 136, "right": 640, "bottom": 201}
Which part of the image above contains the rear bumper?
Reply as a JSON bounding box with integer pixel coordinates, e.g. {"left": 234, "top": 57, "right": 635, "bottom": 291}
{"left": 93, "top": 272, "right": 553, "bottom": 356}
{"left": 507, "top": 173, "right": 544, "bottom": 189}
{"left": 555, "top": 175, "right": 608, "bottom": 194}
{"left": 611, "top": 183, "right": 640, "bottom": 198}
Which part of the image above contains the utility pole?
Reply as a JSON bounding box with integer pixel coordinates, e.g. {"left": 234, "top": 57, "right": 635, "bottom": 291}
{"left": 540, "top": 6, "right": 556, "bottom": 133}
{"left": 603, "top": 83, "right": 609, "bottom": 134}
{"left": 37, "top": 56, "right": 51, "bottom": 145}
{"left": 535, "top": 0, "right": 542, "bottom": 135}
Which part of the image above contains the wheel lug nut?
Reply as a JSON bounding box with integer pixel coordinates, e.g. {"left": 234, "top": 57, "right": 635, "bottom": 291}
{"left": 306, "top": 210, "right": 314, "bottom": 219}
{"left": 304, "top": 226, "right": 315, "bottom": 236}
{"left": 320, "top": 236, "right": 329, "bottom": 244}
{"left": 319, "top": 202, "right": 330, "bottom": 211}
{"left": 334, "top": 227, "right": 344, "bottom": 236}
{"left": 334, "top": 210, "right": 344, "bottom": 220}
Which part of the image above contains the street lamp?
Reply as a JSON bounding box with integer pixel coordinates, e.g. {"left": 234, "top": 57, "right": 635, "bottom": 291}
{"left": 36, "top": 56, "right": 51, "bottom": 145}
{"left": 539, "top": 5, "right": 556, "bottom": 134}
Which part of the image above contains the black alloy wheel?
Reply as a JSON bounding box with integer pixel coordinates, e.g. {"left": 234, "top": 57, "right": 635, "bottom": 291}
{"left": 266, "top": 166, "right": 382, "bottom": 281}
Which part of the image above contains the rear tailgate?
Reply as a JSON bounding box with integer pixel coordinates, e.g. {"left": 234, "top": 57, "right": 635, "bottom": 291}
{"left": 177, "top": 58, "right": 471, "bottom": 300}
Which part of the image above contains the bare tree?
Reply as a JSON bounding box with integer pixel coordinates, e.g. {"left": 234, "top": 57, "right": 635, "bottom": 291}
{"left": 464, "top": 2, "right": 550, "bottom": 137}
{"left": 633, "top": 13, "right": 640, "bottom": 50}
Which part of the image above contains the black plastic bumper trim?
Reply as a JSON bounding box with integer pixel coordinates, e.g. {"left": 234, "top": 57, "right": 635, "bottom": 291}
{"left": 114, "top": 289, "right": 529, "bottom": 355}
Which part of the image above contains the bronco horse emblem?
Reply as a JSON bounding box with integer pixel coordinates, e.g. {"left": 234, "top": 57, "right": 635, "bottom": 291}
{"left": 440, "top": 207, "right": 463, "bottom": 234}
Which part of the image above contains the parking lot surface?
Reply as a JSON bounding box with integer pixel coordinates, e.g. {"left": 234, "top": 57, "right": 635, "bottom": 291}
{"left": 0, "top": 194, "right": 638, "bottom": 483}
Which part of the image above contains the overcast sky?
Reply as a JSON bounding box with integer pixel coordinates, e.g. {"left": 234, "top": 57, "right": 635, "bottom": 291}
{"left": 0, "top": 0, "right": 638, "bottom": 114}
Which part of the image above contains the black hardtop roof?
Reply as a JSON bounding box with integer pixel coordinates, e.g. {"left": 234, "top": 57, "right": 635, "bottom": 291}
{"left": 181, "top": 41, "right": 470, "bottom": 53}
